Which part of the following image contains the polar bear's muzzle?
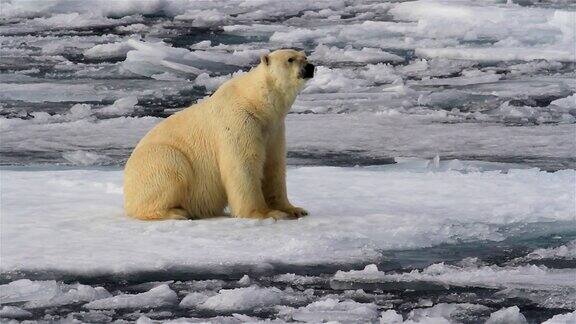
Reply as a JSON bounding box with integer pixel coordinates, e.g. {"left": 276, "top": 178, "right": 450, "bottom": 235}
{"left": 302, "top": 63, "right": 315, "bottom": 79}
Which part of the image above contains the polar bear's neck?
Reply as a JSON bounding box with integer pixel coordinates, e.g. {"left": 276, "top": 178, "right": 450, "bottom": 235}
{"left": 247, "top": 65, "right": 300, "bottom": 118}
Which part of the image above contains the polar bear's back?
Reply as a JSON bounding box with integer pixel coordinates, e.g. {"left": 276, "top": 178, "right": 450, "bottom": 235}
{"left": 125, "top": 100, "right": 228, "bottom": 219}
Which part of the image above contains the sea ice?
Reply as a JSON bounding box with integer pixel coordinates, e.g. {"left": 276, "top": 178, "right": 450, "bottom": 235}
{"left": 0, "top": 279, "right": 111, "bottom": 309}
{"left": 0, "top": 306, "right": 32, "bottom": 319}
{"left": 198, "top": 286, "right": 286, "bottom": 312}
{"left": 333, "top": 263, "right": 576, "bottom": 290}
{"left": 1, "top": 163, "right": 574, "bottom": 275}
{"left": 279, "top": 298, "right": 379, "bottom": 323}
{"left": 380, "top": 309, "right": 404, "bottom": 323}
{"left": 99, "top": 96, "right": 139, "bottom": 116}
{"left": 485, "top": 306, "right": 528, "bottom": 324}
{"left": 542, "top": 311, "right": 576, "bottom": 324}
{"left": 407, "top": 303, "right": 490, "bottom": 323}
{"left": 84, "top": 41, "right": 134, "bottom": 60}
{"left": 84, "top": 284, "right": 178, "bottom": 310}
{"left": 179, "top": 292, "right": 214, "bottom": 309}
{"left": 517, "top": 240, "right": 576, "bottom": 261}
{"left": 310, "top": 45, "right": 404, "bottom": 64}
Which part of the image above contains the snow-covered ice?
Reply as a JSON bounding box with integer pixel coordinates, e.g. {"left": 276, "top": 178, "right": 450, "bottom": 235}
{"left": 279, "top": 298, "right": 380, "bottom": 323}
{"left": 333, "top": 262, "right": 576, "bottom": 291}
{"left": 197, "top": 285, "right": 308, "bottom": 312}
{"left": 84, "top": 284, "right": 177, "bottom": 310}
{"left": 1, "top": 161, "right": 574, "bottom": 275}
{"left": 485, "top": 306, "right": 528, "bottom": 324}
{"left": 1, "top": 0, "right": 574, "bottom": 168}
{"left": 0, "top": 279, "right": 111, "bottom": 308}
{"left": 542, "top": 311, "right": 576, "bottom": 324}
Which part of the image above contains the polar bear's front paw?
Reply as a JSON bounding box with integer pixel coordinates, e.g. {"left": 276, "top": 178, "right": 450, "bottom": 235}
{"left": 281, "top": 206, "right": 309, "bottom": 219}
{"left": 265, "top": 209, "right": 292, "bottom": 220}
{"left": 240, "top": 209, "right": 290, "bottom": 220}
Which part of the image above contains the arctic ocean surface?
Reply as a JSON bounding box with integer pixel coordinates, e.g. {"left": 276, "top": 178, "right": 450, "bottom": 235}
{"left": 1, "top": 0, "right": 575, "bottom": 323}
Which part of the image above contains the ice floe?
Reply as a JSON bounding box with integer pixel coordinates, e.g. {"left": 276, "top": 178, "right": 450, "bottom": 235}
{"left": 0, "top": 279, "right": 111, "bottom": 309}
{"left": 84, "top": 284, "right": 177, "bottom": 310}
{"left": 1, "top": 162, "right": 573, "bottom": 275}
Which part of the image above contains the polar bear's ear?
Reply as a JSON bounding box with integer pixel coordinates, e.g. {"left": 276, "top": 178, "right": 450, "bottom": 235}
{"left": 261, "top": 54, "right": 270, "bottom": 66}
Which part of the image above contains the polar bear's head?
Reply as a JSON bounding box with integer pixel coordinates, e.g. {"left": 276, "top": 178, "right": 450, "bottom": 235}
{"left": 260, "top": 49, "right": 315, "bottom": 92}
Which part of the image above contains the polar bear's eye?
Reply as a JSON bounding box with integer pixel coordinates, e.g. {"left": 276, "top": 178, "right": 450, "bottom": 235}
{"left": 287, "top": 57, "right": 295, "bottom": 63}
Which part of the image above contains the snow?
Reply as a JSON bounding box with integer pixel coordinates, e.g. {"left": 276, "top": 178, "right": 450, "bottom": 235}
{"left": 84, "top": 284, "right": 178, "bottom": 310}
{"left": 1, "top": 162, "right": 574, "bottom": 276}
{"left": 485, "top": 306, "right": 528, "bottom": 324}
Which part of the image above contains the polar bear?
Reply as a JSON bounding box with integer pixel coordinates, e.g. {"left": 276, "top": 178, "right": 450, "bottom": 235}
{"left": 124, "top": 49, "right": 315, "bottom": 221}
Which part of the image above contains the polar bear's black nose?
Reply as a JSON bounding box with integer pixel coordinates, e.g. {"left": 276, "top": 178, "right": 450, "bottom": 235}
{"left": 303, "top": 63, "right": 315, "bottom": 79}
